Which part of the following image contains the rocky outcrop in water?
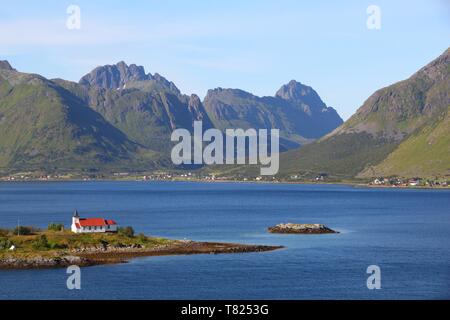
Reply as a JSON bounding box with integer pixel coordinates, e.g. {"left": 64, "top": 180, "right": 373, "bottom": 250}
{"left": 268, "top": 223, "right": 338, "bottom": 234}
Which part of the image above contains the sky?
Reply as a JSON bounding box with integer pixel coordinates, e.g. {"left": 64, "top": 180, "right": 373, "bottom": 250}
{"left": 0, "top": 0, "right": 449, "bottom": 119}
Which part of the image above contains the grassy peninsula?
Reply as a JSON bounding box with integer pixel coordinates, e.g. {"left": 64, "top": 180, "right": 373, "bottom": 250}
{"left": 0, "top": 226, "right": 282, "bottom": 269}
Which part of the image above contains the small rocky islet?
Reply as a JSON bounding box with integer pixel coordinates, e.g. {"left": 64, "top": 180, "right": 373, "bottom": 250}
{"left": 268, "top": 223, "right": 338, "bottom": 234}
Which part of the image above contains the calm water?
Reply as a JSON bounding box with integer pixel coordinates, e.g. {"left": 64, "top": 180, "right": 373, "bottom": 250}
{"left": 0, "top": 181, "right": 449, "bottom": 300}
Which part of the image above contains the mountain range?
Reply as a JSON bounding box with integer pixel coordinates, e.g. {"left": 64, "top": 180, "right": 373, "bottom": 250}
{"left": 1, "top": 48, "right": 448, "bottom": 179}
{"left": 0, "top": 60, "right": 342, "bottom": 174}
{"left": 203, "top": 81, "right": 342, "bottom": 149}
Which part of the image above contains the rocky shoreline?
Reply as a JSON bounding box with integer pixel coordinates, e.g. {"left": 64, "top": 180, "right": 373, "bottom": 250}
{"left": 0, "top": 241, "right": 283, "bottom": 269}
{"left": 268, "top": 223, "right": 338, "bottom": 234}
{"left": 0, "top": 255, "right": 94, "bottom": 269}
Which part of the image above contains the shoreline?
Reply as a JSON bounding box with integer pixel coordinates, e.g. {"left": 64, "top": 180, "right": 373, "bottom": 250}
{"left": 0, "top": 240, "right": 283, "bottom": 270}
{"left": 0, "top": 178, "right": 448, "bottom": 190}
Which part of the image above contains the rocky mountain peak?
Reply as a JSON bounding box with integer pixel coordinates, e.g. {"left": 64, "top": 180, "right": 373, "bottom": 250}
{"left": 152, "top": 73, "right": 180, "bottom": 95}
{"left": 205, "top": 87, "right": 224, "bottom": 96}
{"left": 204, "top": 87, "right": 256, "bottom": 103}
{"left": 275, "top": 80, "right": 325, "bottom": 109}
{"left": 413, "top": 46, "right": 449, "bottom": 83}
{"left": 79, "top": 61, "right": 151, "bottom": 89}
{"left": 0, "top": 60, "right": 16, "bottom": 71}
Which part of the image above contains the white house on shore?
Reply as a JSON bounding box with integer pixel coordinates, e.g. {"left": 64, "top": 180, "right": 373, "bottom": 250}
{"left": 71, "top": 210, "right": 118, "bottom": 233}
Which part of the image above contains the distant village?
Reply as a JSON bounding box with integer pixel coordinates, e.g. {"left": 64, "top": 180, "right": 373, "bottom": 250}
{"left": 0, "top": 171, "right": 448, "bottom": 188}
{"left": 0, "top": 171, "right": 278, "bottom": 183}
{"left": 368, "top": 177, "right": 448, "bottom": 188}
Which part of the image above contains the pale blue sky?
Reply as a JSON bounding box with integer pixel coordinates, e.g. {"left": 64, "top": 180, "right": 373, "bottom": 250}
{"left": 1, "top": 0, "right": 449, "bottom": 119}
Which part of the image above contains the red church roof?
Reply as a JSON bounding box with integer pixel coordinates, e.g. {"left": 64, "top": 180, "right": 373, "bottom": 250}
{"left": 77, "top": 218, "right": 117, "bottom": 227}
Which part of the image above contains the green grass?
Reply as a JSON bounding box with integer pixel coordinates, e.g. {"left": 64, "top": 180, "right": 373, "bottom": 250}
{"left": 0, "top": 229, "right": 174, "bottom": 259}
{"left": 278, "top": 132, "right": 398, "bottom": 179}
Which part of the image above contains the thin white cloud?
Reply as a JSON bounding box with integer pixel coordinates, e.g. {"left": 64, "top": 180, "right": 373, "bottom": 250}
{"left": 0, "top": 15, "right": 245, "bottom": 48}
{"left": 0, "top": 8, "right": 319, "bottom": 50}
{"left": 0, "top": 19, "right": 139, "bottom": 47}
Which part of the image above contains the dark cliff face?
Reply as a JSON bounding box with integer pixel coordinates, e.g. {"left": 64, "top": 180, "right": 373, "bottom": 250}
{"left": 188, "top": 94, "right": 214, "bottom": 128}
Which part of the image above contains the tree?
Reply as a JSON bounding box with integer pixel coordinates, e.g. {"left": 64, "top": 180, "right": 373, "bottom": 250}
{"left": 118, "top": 226, "right": 135, "bottom": 238}
{"left": 137, "top": 233, "right": 147, "bottom": 242}
{"left": 48, "top": 223, "right": 64, "bottom": 231}
{"left": 13, "top": 226, "right": 34, "bottom": 236}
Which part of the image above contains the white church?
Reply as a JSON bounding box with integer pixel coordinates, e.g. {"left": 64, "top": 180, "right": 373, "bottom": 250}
{"left": 71, "top": 210, "right": 118, "bottom": 233}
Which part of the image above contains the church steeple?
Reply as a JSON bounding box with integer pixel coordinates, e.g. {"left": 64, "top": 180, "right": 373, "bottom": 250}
{"left": 71, "top": 210, "right": 81, "bottom": 233}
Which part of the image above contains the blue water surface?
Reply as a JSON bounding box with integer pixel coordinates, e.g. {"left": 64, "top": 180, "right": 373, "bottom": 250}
{"left": 0, "top": 181, "right": 449, "bottom": 299}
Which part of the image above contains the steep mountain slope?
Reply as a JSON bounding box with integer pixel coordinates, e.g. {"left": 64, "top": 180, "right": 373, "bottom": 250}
{"left": 0, "top": 63, "right": 151, "bottom": 172}
{"left": 58, "top": 62, "right": 214, "bottom": 154}
{"left": 279, "top": 47, "right": 450, "bottom": 179}
{"left": 358, "top": 106, "right": 449, "bottom": 178}
{"left": 203, "top": 81, "right": 343, "bottom": 150}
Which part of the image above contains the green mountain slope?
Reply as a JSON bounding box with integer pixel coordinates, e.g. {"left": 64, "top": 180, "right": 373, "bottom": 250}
{"left": 279, "top": 133, "right": 399, "bottom": 179}
{"left": 279, "top": 47, "right": 450, "bottom": 179}
{"left": 358, "top": 106, "right": 450, "bottom": 178}
{"left": 0, "top": 64, "right": 158, "bottom": 173}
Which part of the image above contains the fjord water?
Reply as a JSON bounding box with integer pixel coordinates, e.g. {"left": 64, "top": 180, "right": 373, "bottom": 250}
{"left": 0, "top": 181, "right": 449, "bottom": 300}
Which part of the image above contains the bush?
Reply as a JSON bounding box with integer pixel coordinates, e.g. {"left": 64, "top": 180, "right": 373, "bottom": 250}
{"left": 136, "top": 233, "right": 148, "bottom": 244}
{"left": 13, "top": 226, "right": 36, "bottom": 236}
{"left": 48, "top": 223, "right": 64, "bottom": 231}
{"left": 0, "top": 229, "right": 10, "bottom": 237}
{"left": 0, "top": 237, "right": 13, "bottom": 250}
{"left": 118, "top": 226, "right": 135, "bottom": 238}
{"left": 32, "top": 235, "right": 49, "bottom": 250}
